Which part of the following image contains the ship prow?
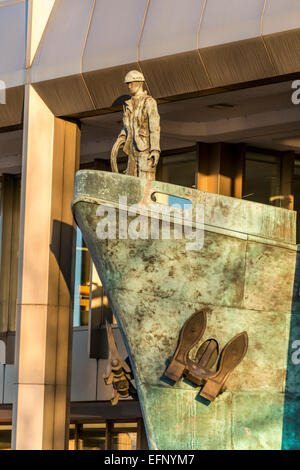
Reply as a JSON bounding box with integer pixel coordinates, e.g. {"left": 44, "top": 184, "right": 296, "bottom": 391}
{"left": 72, "top": 170, "right": 297, "bottom": 450}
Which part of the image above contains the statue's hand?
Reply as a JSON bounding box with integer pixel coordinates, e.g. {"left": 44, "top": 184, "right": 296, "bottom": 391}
{"left": 148, "top": 151, "right": 160, "bottom": 168}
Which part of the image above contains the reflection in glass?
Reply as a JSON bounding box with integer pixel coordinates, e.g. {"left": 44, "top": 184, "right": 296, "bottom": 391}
{"left": 111, "top": 432, "right": 137, "bottom": 450}
{"left": 158, "top": 151, "right": 196, "bottom": 188}
{"left": 68, "top": 421, "right": 141, "bottom": 450}
{"left": 243, "top": 151, "right": 281, "bottom": 206}
{"left": 73, "top": 229, "right": 115, "bottom": 326}
{"left": 78, "top": 424, "right": 106, "bottom": 450}
{"left": 0, "top": 425, "right": 11, "bottom": 450}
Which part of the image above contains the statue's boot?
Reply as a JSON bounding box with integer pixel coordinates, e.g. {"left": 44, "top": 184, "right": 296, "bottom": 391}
{"left": 185, "top": 338, "right": 219, "bottom": 385}
{"left": 164, "top": 309, "right": 209, "bottom": 382}
{"left": 188, "top": 331, "right": 248, "bottom": 401}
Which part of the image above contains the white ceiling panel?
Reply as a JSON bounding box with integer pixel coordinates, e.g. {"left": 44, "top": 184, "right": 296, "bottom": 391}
{"left": 83, "top": 0, "right": 148, "bottom": 72}
{"left": 263, "top": 0, "right": 300, "bottom": 35}
{"left": 26, "top": 0, "right": 300, "bottom": 84}
{"left": 0, "top": 2, "right": 26, "bottom": 88}
{"left": 197, "top": 0, "right": 264, "bottom": 48}
{"left": 139, "top": 0, "right": 205, "bottom": 60}
{"left": 30, "top": 0, "right": 94, "bottom": 82}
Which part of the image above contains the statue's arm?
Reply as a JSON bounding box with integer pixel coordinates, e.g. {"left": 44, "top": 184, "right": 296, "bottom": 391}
{"left": 147, "top": 99, "right": 161, "bottom": 153}
{"left": 117, "top": 105, "right": 128, "bottom": 142}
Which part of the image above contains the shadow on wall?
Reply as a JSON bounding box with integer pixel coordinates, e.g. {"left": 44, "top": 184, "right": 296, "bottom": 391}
{"left": 282, "top": 246, "right": 300, "bottom": 449}
{"left": 49, "top": 219, "right": 76, "bottom": 296}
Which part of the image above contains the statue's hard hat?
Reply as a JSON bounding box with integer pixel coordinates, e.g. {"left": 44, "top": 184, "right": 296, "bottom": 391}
{"left": 124, "top": 70, "right": 145, "bottom": 83}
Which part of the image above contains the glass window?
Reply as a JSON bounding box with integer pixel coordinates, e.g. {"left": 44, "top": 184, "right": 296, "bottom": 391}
{"left": 0, "top": 425, "right": 11, "bottom": 450}
{"left": 110, "top": 421, "right": 138, "bottom": 450}
{"left": 0, "top": 176, "right": 21, "bottom": 343}
{"left": 73, "top": 229, "right": 115, "bottom": 326}
{"left": 69, "top": 424, "right": 76, "bottom": 450}
{"left": 158, "top": 151, "right": 196, "bottom": 188}
{"left": 69, "top": 420, "right": 143, "bottom": 450}
{"left": 243, "top": 151, "right": 281, "bottom": 206}
{"left": 90, "top": 263, "right": 115, "bottom": 326}
{"left": 78, "top": 423, "right": 106, "bottom": 450}
{"left": 112, "top": 422, "right": 138, "bottom": 429}
{"left": 73, "top": 229, "right": 91, "bottom": 326}
{"left": 111, "top": 432, "right": 137, "bottom": 450}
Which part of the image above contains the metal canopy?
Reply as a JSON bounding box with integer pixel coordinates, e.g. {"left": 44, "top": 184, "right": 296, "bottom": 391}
{"left": 1, "top": 0, "right": 300, "bottom": 123}
{"left": 1, "top": 0, "right": 300, "bottom": 87}
{"left": 30, "top": 0, "right": 300, "bottom": 81}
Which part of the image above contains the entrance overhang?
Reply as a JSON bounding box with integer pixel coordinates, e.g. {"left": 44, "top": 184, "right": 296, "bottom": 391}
{"left": 1, "top": 0, "right": 300, "bottom": 126}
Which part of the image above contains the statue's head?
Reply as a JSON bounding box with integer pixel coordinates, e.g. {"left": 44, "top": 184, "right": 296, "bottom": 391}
{"left": 124, "top": 70, "right": 145, "bottom": 95}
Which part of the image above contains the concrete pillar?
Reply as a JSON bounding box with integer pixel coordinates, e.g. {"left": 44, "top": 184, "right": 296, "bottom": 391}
{"left": 196, "top": 142, "right": 245, "bottom": 198}
{"left": 12, "top": 85, "right": 80, "bottom": 449}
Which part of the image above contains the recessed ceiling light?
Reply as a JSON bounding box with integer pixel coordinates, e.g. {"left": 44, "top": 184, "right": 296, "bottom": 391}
{"left": 208, "top": 103, "right": 234, "bottom": 109}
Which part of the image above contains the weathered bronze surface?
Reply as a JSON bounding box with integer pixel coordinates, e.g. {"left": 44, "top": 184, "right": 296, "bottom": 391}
{"left": 72, "top": 170, "right": 297, "bottom": 449}
{"left": 111, "top": 70, "right": 160, "bottom": 181}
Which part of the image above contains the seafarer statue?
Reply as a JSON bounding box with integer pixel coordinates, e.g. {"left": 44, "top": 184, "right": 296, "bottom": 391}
{"left": 111, "top": 70, "right": 161, "bottom": 181}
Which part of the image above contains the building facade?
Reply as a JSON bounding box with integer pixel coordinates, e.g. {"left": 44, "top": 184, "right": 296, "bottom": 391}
{"left": 0, "top": 0, "right": 300, "bottom": 449}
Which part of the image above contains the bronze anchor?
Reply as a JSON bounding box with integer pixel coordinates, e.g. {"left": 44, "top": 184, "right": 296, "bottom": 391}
{"left": 164, "top": 308, "right": 210, "bottom": 382}
{"left": 185, "top": 338, "right": 219, "bottom": 385}
{"left": 165, "top": 310, "right": 248, "bottom": 401}
{"left": 186, "top": 332, "right": 248, "bottom": 401}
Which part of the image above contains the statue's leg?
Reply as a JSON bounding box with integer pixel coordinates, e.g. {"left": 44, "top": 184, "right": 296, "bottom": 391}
{"left": 126, "top": 155, "right": 137, "bottom": 176}
{"left": 138, "top": 151, "right": 156, "bottom": 181}
{"left": 124, "top": 143, "right": 137, "bottom": 176}
{"left": 139, "top": 170, "right": 155, "bottom": 182}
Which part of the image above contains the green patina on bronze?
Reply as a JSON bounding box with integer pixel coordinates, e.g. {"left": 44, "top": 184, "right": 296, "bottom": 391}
{"left": 72, "top": 170, "right": 298, "bottom": 450}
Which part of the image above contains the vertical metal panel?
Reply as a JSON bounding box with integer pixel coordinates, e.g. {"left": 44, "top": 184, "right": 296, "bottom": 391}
{"left": 71, "top": 328, "right": 97, "bottom": 402}
{"left": 3, "top": 364, "right": 15, "bottom": 404}
{"left": 0, "top": 364, "right": 4, "bottom": 403}
{"left": 0, "top": 342, "right": 5, "bottom": 365}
